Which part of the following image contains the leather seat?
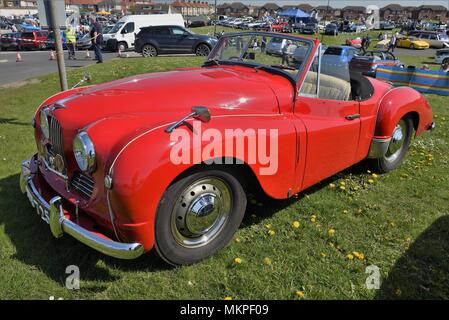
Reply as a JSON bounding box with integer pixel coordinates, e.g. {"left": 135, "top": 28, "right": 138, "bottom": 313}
{"left": 300, "top": 71, "right": 351, "bottom": 101}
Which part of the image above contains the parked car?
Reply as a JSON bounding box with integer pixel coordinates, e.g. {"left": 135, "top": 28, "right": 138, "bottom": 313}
{"left": 20, "top": 30, "right": 48, "bottom": 50}
{"left": 349, "top": 51, "right": 403, "bottom": 77}
{"left": 45, "top": 31, "right": 67, "bottom": 50}
{"left": 324, "top": 23, "right": 339, "bottom": 36}
{"left": 301, "top": 23, "right": 318, "bottom": 35}
{"left": 379, "top": 21, "right": 395, "bottom": 30}
{"left": 0, "top": 32, "right": 21, "bottom": 51}
{"left": 271, "top": 22, "right": 289, "bottom": 32}
{"left": 409, "top": 31, "right": 449, "bottom": 49}
{"left": 188, "top": 20, "right": 206, "bottom": 28}
{"left": 135, "top": 25, "right": 217, "bottom": 57}
{"left": 396, "top": 37, "right": 429, "bottom": 50}
{"left": 323, "top": 45, "right": 359, "bottom": 63}
{"left": 104, "top": 14, "right": 185, "bottom": 52}
{"left": 435, "top": 48, "right": 449, "bottom": 65}
{"left": 20, "top": 32, "right": 434, "bottom": 265}
{"left": 76, "top": 33, "right": 92, "bottom": 50}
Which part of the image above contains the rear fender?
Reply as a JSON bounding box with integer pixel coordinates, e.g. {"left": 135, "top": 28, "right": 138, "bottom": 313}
{"left": 374, "top": 87, "right": 433, "bottom": 138}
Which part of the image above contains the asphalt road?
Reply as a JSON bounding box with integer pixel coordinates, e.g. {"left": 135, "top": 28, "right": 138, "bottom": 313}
{"left": 0, "top": 50, "right": 122, "bottom": 87}
{"left": 0, "top": 47, "right": 437, "bottom": 87}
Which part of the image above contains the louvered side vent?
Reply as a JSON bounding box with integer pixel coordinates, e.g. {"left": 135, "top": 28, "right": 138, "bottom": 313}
{"left": 71, "top": 172, "right": 95, "bottom": 199}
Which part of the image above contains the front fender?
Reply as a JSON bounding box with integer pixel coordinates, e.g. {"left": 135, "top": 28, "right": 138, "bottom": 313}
{"left": 374, "top": 87, "right": 433, "bottom": 138}
{"left": 108, "top": 115, "right": 297, "bottom": 250}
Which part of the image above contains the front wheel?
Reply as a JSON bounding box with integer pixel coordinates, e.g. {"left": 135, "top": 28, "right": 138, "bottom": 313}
{"left": 195, "top": 43, "right": 211, "bottom": 56}
{"left": 154, "top": 169, "right": 247, "bottom": 266}
{"left": 375, "top": 116, "right": 413, "bottom": 173}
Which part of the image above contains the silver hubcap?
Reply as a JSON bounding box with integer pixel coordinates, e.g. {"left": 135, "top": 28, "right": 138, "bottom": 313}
{"left": 385, "top": 120, "right": 406, "bottom": 162}
{"left": 171, "top": 177, "right": 232, "bottom": 248}
{"left": 196, "top": 45, "right": 210, "bottom": 56}
{"left": 143, "top": 45, "right": 156, "bottom": 57}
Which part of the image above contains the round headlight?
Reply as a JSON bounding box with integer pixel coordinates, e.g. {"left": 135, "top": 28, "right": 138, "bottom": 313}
{"left": 40, "top": 108, "right": 50, "bottom": 139}
{"left": 73, "top": 132, "right": 96, "bottom": 172}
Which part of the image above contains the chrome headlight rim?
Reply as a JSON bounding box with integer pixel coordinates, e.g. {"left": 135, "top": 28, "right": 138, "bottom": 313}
{"left": 73, "top": 131, "right": 96, "bottom": 172}
{"left": 39, "top": 107, "right": 50, "bottom": 139}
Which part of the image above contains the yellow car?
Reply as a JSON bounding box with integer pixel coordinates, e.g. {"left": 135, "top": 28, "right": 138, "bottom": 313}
{"left": 396, "top": 37, "right": 430, "bottom": 50}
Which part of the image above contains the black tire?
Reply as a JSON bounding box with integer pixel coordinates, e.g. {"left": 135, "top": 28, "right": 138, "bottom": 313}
{"left": 409, "top": 44, "right": 415, "bottom": 49}
{"left": 195, "top": 43, "right": 211, "bottom": 56}
{"left": 443, "top": 58, "right": 449, "bottom": 65}
{"left": 117, "top": 41, "right": 127, "bottom": 52}
{"left": 141, "top": 44, "right": 158, "bottom": 57}
{"left": 375, "top": 115, "right": 414, "bottom": 173}
{"left": 154, "top": 168, "right": 247, "bottom": 266}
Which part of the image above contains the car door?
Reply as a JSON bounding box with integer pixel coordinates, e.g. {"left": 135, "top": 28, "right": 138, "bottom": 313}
{"left": 294, "top": 46, "right": 360, "bottom": 189}
{"left": 152, "top": 26, "right": 172, "bottom": 53}
{"left": 169, "top": 26, "right": 196, "bottom": 53}
{"left": 120, "top": 22, "right": 135, "bottom": 48}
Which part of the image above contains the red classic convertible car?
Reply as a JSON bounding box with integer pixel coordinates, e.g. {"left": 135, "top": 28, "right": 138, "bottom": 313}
{"left": 20, "top": 32, "right": 434, "bottom": 265}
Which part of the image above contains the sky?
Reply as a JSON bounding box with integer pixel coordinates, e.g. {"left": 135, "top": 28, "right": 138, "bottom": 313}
{"left": 211, "top": 0, "right": 449, "bottom": 8}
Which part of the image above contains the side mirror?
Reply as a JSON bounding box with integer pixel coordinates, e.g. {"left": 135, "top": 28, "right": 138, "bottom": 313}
{"left": 192, "top": 106, "right": 211, "bottom": 123}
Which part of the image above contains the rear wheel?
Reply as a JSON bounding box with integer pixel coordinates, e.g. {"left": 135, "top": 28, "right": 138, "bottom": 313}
{"left": 154, "top": 169, "right": 247, "bottom": 266}
{"left": 409, "top": 43, "right": 415, "bottom": 49}
{"left": 141, "top": 44, "right": 157, "bottom": 57}
{"left": 195, "top": 43, "right": 211, "bottom": 56}
{"left": 375, "top": 116, "right": 413, "bottom": 173}
{"left": 117, "top": 41, "right": 127, "bottom": 52}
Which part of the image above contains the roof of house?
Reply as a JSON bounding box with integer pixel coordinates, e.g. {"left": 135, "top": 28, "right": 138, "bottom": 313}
{"left": 298, "top": 4, "right": 314, "bottom": 12}
{"left": 64, "top": 0, "right": 104, "bottom": 5}
{"left": 381, "top": 4, "right": 403, "bottom": 11}
{"left": 418, "top": 5, "right": 448, "bottom": 11}
{"left": 260, "top": 3, "right": 281, "bottom": 11}
{"left": 341, "top": 6, "right": 366, "bottom": 12}
{"left": 315, "top": 5, "right": 334, "bottom": 11}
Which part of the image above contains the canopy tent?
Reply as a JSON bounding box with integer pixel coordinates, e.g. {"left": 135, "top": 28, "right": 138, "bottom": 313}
{"left": 97, "top": 10, "right": 111, "bottom": 15}
{"left": 278, "top": 8, "right": 310, "bottom": 18}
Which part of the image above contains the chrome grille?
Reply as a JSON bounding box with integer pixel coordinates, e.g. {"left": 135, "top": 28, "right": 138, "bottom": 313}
{"left": 49, "top": 116, "right": 64, "bottom": 157}
{"left": 71, "top": 172, "right": 95, "bottom": 199}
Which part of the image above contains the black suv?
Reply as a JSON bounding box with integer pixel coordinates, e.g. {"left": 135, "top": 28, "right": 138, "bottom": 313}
{"left": 134, "top": 25, "right": 218, "bottom": 57}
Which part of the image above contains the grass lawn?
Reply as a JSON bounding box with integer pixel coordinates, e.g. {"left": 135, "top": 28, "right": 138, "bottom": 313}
{"left": 0, "top": 44, "right": 448, "bottom": 299}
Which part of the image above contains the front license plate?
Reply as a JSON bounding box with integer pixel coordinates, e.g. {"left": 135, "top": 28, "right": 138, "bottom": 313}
{"left": 26, "top": 187, "right": 50, "bottom": 224}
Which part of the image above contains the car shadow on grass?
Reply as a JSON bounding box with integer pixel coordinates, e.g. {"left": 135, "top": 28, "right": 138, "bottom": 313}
{"left": 376, "top": 215, "right": 449, "bottom": 299}
{"left": 0, "top": 174, "right": 171, "bottom": 289}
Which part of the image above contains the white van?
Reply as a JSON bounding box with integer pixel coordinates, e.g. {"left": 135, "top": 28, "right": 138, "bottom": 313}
{"left": 103, "top": 14, "right": 184, "bottom": 52}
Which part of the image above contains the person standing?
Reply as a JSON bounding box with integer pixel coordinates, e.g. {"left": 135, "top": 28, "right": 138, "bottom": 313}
{"left": 65, "top": 27, "right": 76, "bottom": 60}
{"left": 261, "top": 36, "right": 267, "bottom": 53}
{"left": 388, "top": 34, "right": 397, "bottom": 53}
{"left": 90, "top": 17, "right": 103, "bottom": 63}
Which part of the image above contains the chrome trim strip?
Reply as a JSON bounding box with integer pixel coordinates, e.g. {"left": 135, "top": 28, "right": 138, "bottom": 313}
{"left": 20, "top": 158, "right": 144, "bottom": 260}
{"left": 367, "top": 137, "right": 392, "bottom": 159}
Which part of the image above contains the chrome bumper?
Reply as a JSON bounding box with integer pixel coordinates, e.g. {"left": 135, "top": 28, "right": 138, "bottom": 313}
{"left": 367, "top": 137, "right": 392, "bottom": 159}
{"left": 20, "top": 158, "right": 144, "bottom": 260}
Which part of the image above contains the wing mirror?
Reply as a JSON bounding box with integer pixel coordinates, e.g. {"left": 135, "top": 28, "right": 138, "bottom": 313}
{"left": 165, "top": 106, "right": 211, "bottom": 133}
{"left": 191, "top": 106, "right": 211, "bottom": 123}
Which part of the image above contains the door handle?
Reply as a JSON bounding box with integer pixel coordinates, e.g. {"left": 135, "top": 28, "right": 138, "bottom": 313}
{"left": 345, "top": 114, "right": 360, "bottom": 120}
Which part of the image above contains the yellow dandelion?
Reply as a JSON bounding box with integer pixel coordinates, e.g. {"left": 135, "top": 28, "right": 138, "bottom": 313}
{"left": 265, "top": 223, "right": 273, "bottom": 230}
{"left": 268, "top": 230, "right": 276, "bottom": 236}
{"left": 346, "top": 254, "right": 354, "bottom": 260}
{"left": 343, "top": 209, "right": 349, "bottom": 214}
{"left": 368, "top": 179, "right": 375, "bottom": 184}
{"left": 390, "top": 221, "right": 396, "bottom": 227}
{"left": 367, "top": 170, "right": 372, "bottom": 173}
{"left": 234, "top": 237, "right": 241, "bottom": 243}
{"left": 372, "top": 173, "right": 378, "bottom": 178}
{"left": 339, "top": 186, "right": 346, "bottom": 191}
{"left": 405, "top": 237, "right": 412, "bottom": 242}
{"left": 263, "top": 257, "right": 272, "bottom": 265}
{"left": 292, "top": 221, "right": 301, "bottom": 229}
{"left": 233, "top": 257, "right": 242, "bottom": 264}
{"left": 340, "top": 181, "right": 346, "bottom": 186}
{"left": 353, "top": 251, "right": 365, "bottom": 261}
{"left": 224, "top": 296, "right": 233, "bottom": 300}
{"left": 329, "top": 242, "right": 335, "bottom": 248}
{"left": 310, "top": 215, "right": 317, "bottom": 223}
{"left": 329, "top": 183, "right": 336, "bottom": 189}
{"left": 295, "top": 291, "right": 305, "bottom": 298}
{"left": 320, "top": 252, "right": 327, "bottom": 258}
{"left": 328, "top": 228, "right": 336, "bottom": 237}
